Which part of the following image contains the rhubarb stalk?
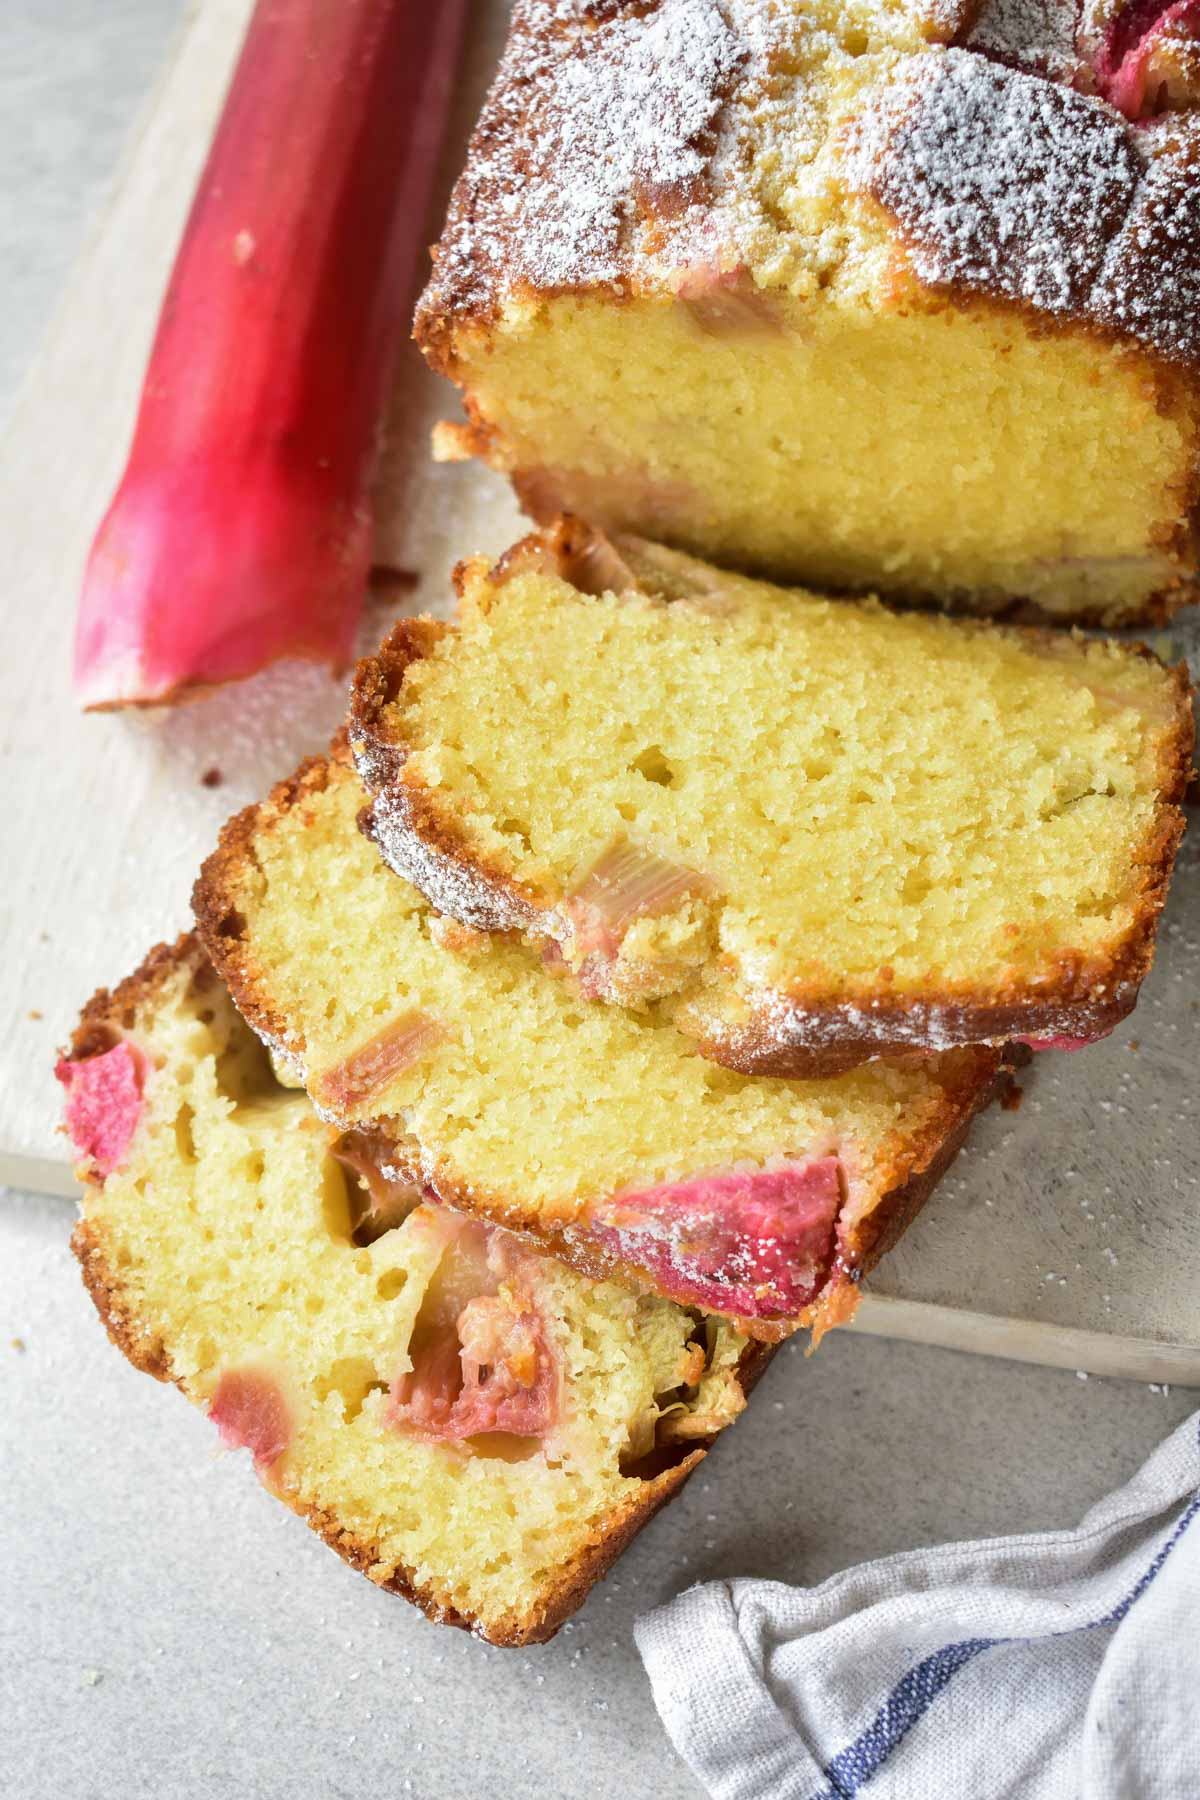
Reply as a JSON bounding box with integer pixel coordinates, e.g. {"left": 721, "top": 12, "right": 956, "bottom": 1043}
{"left": 74, "top": 0, "right": 466, "bottom": 709}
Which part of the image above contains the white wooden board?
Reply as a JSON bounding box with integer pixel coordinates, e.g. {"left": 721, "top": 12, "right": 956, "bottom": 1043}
{"left": 1, "top": 0, "right": 1197, "bottom": 1383}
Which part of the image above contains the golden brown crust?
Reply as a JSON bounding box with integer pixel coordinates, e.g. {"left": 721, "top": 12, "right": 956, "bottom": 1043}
{"left": 417, "top": 4, "right": 1200, "bottom": 365}
{"left": 416, "top": 6, "right": 1200, "bottom": 367}
{"left": 847, "top": 52, "right": 1200, "bottom": 367}
{"left": 413, "top": 0, "right": 746, "bottom": 349}
{"left": 65, "top": 932, "right": 210, "bottom": 1063}
{"left": 302, "top": 1447, "right": 712, "bottom": 1645}
{"left": 71, "top": 1214, "right": 172, "bottom": 1381}
{"left": 347, "top": 523, "right": 1195, "bottom": 1075}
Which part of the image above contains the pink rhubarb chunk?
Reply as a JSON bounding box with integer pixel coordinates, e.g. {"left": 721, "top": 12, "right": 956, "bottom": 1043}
{"left": 330, "top": 1129, "right": 422, "bottom": 1244}
{"left": 55, "top": 1043, "right": 145, "bottom": 1176}
{"left": 391, "top": 1298, "right": 555, "bottom": 1441}
{"left": 210, "top": 1368, "right": 291, "bottom": 1469}
{"left": 586, "top": 1158, "right": 844, "bottom": 1318}
{"left": 1096, "top": 0, "right": 1200, "bottom": 117}
{"left": 565, "top": 841, "right": 715, "bottom": 997}
{"left": 389, "top": 1220, "right": 557, "bottom": 1443}
{"left": 567, "top": 841, "right": 713, "bottom": 955}
{"left": 677, "top": 264, "right": 781, "bottom": 335}
{"left": 317, "top": 1011, "right": 445, "bottom": 1112}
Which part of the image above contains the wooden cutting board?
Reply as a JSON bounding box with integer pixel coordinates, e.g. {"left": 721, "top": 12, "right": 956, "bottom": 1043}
{"left": 2, "top": 0, "right": 1197, "bottom": 1384}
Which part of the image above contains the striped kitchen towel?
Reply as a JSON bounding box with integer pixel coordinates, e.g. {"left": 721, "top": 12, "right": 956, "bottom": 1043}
{"left": 636, "top": 1411, "right": 1200, "bottom": 1800}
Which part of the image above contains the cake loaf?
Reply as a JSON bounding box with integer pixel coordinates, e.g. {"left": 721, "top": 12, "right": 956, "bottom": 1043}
{"left": 59, "top": 936, "right": 767, "bottom": 1646}
{"left": 192, "top": 747, "right": 1013, "bottom": 1338}
{"left": 349, "top": 521, "right": 1192, "bottom": 1075}
{"left": 413, "top": 0, "right": 1200, "bottom": 626}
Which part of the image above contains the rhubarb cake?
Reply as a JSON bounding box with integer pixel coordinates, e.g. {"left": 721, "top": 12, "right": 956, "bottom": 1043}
{"left": 349, "top": 522, "right": 1192, "bottom": 1075}
{"left": 192, "top": 746, "right": 1013, "bottom": 1337}
{"left": 59, "top": 936, "right": 766, "bottom": 1646}
{"left": 413, "top": 0, "right": 1200, "bottom": 625}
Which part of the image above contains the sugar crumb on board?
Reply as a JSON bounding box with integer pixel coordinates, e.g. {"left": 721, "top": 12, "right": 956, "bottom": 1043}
{"left": 368, "top": 565, "right": 420, "bottom": 602}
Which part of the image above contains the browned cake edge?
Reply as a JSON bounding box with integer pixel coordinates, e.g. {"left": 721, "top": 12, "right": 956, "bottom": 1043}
{"left": 346, "top": 522, "right": 1195, "bottom": 1076}
{"left": 63, "top": 934, "right": 775, "bottom": 1647}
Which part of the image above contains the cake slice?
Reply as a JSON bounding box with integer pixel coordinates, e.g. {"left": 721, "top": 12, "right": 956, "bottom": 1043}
{"left": 193, "top": 747, "right": 1013, "bottom": 1337}
{"left": 59, "top": 936, "right": 767, "bottom": 1646}
{"left": 349, "top": 522, "right": 1192, "bottom": 1076}
{"left": 413, "top": 0, "right": 1200, "bottom": 626}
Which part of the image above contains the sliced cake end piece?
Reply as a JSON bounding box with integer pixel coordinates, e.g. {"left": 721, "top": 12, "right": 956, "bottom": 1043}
{"left": 348, "top": 520, "right": 1193, "bottom": 1076}
{"left": 192, "top": 748, "right": 1014, "bottom": 1339}
{"left": 59, "top": 935, "right": 766, "bottom": 1647}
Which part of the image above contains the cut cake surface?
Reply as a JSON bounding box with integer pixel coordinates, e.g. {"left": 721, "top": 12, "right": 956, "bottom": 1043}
{"left": 413, "top": 0, "right": 1200, "bottom": 625}
{"left": 192, "top": 748, "right": 1013, "bottom": 1338}
{"left": 349, "top": 522, "right": 1192, "bottom": 1075}
{"left": 60, "top": 936, "right": 766, "bottom": 1646}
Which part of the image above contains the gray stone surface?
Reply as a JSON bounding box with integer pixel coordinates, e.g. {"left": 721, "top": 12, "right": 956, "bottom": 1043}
{"left": 1, "top": 8, "right": 1195, "bottom": 1799}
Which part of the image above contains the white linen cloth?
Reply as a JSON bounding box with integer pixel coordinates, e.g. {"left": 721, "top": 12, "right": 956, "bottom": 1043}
{"left": 636, "top": 1411, "right": 1200, "bottom": 1799}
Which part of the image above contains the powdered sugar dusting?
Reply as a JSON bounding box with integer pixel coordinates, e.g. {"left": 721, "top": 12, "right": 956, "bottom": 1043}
{"left": 847, "top": 47, "right": 1200, "bottom": 363}
{"left": 1091, "top": 118, "right": 1200, "bottom": 362}
{"left": 361, "top": 782, "right": 537, "bottom": 936}
{"left": 720, "top": 981, "right": 1138, "bottom": 1069}
{"left": 423, "top": 0, "right": 742, "bottom": 312}
{"left": 846, "top": 49, "right": 1138, "bottom": 312}
{"left": 423, "top": 1, "right": 1200, "bottom": 370}
{"left": 921, "top": 0, "right": 981, "bottom": 41}
{"left": 967, "top": 0, "right": 1085, "bottom": 80}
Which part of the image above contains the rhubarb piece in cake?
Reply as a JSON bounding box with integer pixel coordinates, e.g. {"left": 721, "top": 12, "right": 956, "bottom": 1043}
{"left": 192, "top": 747, "right": 1014, "bottom": 1338}
{"left": 63, "top": 936, "right": 765, "bottom": 1646}
{"left": 348, "top": 522, "right": 1192, "bottom": 1074}
{"left": 411, "top": 0, "right": 1200, "bottom": 626}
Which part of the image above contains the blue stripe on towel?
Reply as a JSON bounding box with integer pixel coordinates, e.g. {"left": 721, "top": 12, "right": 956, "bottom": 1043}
{"left": 814, "top": 1637, "right": 998, "bottom": 1799}
{"left": 805, "top": 1444, "right": 1200, "bottom": 1800}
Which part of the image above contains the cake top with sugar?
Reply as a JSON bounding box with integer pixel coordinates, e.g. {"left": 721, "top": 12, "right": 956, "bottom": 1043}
{"left": 418, "top": 0, "right": 1200, "bottom": 368}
